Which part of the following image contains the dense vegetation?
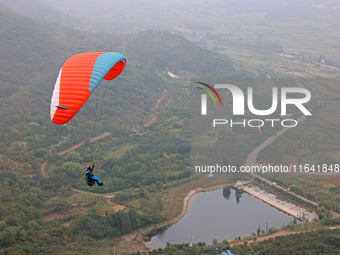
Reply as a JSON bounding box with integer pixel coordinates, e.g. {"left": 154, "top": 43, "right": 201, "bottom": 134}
{"left": 0, "top": 169, "right": 163, "bottom": 252}
{"left": 131, "top": 243, "right": 216, "bottom": 255}
{"left": 1, "top": 2, "right": 339, "bottom": 254}
{"left": 0, "top": 4, "right": 235, "bottom": 254}
{"left": 232, "top": 228, "right": 340, "bottom": 255}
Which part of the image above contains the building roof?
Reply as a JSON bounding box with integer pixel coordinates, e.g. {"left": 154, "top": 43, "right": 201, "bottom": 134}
{"left": 221, "top": 251, "right": 236, "bottom": 255}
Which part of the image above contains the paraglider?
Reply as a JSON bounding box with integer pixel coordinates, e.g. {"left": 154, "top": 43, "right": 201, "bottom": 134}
{"left": 84, "top": 163, "right": 103, "bottom": 186}
{"left": 50, "top": 52, "right": 126, "bottom": 124}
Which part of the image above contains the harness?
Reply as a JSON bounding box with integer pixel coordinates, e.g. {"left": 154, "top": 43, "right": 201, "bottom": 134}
{"left": 84, "top": 169, "right": 95, "bottom": 186}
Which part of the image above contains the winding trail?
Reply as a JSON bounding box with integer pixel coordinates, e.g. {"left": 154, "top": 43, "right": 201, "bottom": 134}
{"left": 244, "top": 115, "right": 307, "bottom": 168}
{"left": 40, "top": 132, "right": 111, "bottom": 177}
{"left": 58, "top": 132, "right": 111, "bottom": 155}
{"left": 41, "top": 161, "right": 47, "bottom": 177}
{"left": 244, "top": 115, "right": 340, "bottom": 218}
{"left": 71, "top": 187, "right": 118, "bottom": 197}
{"left": 144, "top": 89, "right": 168, "bottom": 127}
{"left": 230, "top": 225, "right": 340, "bottom": 248}
{"left": 244, "top": 115, "right": 315, "bottom": 205}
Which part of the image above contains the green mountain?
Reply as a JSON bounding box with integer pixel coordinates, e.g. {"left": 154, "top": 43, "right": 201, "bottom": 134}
{"left": 0, "top": 2, "right": 234, "bottom": 152}
{"left": 0, "top": 0, "right": 77, "bottom": 25}
{"left": 0, "top": 2, "right": 236, "bottom": 189}
{"left": 0, "top": 5, "right": 236, "bottom": 254}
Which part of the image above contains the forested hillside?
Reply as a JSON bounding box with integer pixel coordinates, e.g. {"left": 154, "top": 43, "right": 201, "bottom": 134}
{"left": 0, "top": 0, "right": 74, "bottom": 25}
{"left": 0, "top": 3, "right": 234, "bottom": 163}
{"left": 1, "top": 2, "right": 339, "bottom": 254}
{"left": 0, "top": 5, "right": 236, "bottom": 254}
{"left": 231, "top": 228, "right": 340, "bottom": 255}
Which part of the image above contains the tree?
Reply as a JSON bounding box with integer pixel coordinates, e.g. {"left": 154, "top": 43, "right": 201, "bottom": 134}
{"left": 62, "top": 162, "right": 83, "bottom": 178}
{"left": 120, "top": 213, "right": 132, "bottom": 234}
{"left": 129, "top": 209, "right": 138, "bottom": 229}
{"left": 63, "top": 151, "right": 83, "bottom": 163}
{"left": 257, "top": 225, "right": 261, "bottom": 236}
{"left": 317, "top": 200, "right": 331, "bottom": 220}
{"left": 155, "top": 196, "right": 163, "bottom": 213}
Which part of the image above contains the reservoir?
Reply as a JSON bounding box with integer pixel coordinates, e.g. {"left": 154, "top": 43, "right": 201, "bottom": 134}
{"left": 145, "top": 188, "right": 296, "bottom": 249}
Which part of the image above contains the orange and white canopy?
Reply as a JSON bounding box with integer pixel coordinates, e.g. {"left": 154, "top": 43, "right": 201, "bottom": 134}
{"left": 50, "top": 52, "right": 126, "bottom": 124}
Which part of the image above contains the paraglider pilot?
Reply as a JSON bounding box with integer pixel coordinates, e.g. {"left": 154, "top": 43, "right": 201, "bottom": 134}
{"left": 85, "top": 163, "right": 103, "bottom": 186}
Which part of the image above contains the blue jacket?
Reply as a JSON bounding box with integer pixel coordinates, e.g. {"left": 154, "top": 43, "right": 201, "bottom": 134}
{"left": 85, "top": 164, "right": 95, "bottom": 183}
{"left": 85, "top": 166, "right": 94, "bottom": 177}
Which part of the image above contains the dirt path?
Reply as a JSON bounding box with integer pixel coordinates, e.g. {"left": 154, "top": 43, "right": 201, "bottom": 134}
{"left": 144, "top": 89, "right": 168, "bottom": 127}
{"left": 58, "top": 141, "right": 85, "bottom": 156}
{"left": 43, "top": 189, "right": 123, "bottom": 221}
{"left": 244, "top": 115, "right": 307, "bottom": 167}
{"left": 40, "top": 132, "right": 112, "bottom": 178}
{"left": 90, "top": 132, "right": 110, "bottom": 142}
{"left": 41, "top": 161, "right": 47, "bottom": 177}
{"left": 58, "top": 132, "right": 111, "bottom": 155}
{"left": 243, "top": 116, "right": 321, "bottom": 210}
{"left": 231, "top": 225, "right": 340, "bottom": 247}
{"left": 42, "top": 206, "right": 89, "bottom": 221}
{"left": 243, "top": 114, "right": 340, "bottom": 219}
{"left": 71, "top": 187, "right": 118, "bottom": 197}
{"left": 230, "top": 229, "right": 304, "bottom": 247}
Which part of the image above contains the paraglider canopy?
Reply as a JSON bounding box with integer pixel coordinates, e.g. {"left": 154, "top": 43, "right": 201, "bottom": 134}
{"left": 50, "top": 52, "right": 126, "bottom": 124}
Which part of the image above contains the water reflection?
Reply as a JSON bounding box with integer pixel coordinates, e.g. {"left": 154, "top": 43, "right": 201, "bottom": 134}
{"left": 222, "top": 188, "right": 231, "bottom": 200}
{"left": 235, "top": 188, "right": 242, "bottom": 204}
{"left": 145, "top": 188, "right": 296, "bottom": 250}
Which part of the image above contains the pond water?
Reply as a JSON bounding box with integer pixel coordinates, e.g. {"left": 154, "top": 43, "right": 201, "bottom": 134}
{"left": 145, "top": 188, "right": 296, "bottom": 249}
